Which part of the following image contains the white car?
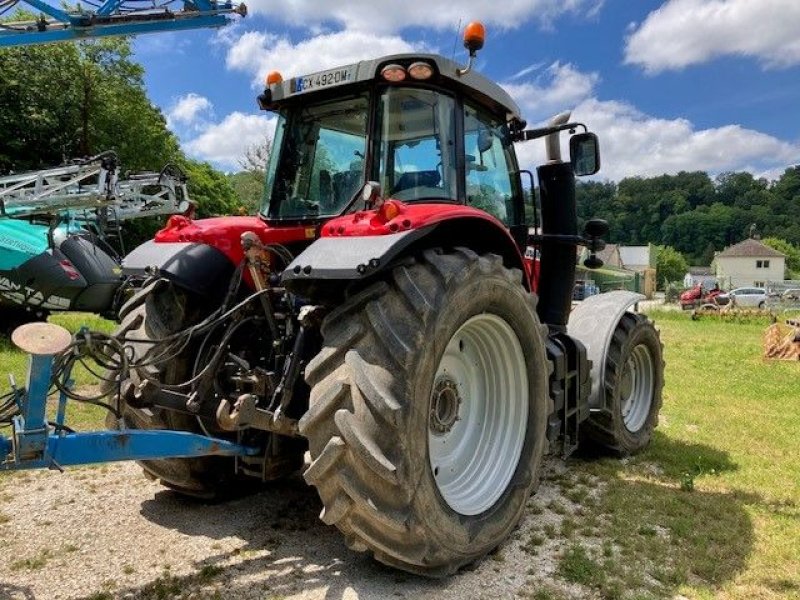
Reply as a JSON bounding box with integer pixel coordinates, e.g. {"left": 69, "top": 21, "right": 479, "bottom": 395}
{"left": 719, "top": 287, "right": 769, "bottom": 308}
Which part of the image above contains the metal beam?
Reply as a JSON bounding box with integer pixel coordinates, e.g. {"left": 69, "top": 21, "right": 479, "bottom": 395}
{"left": 0, "top": 0, "right": 244, "bottom": 48}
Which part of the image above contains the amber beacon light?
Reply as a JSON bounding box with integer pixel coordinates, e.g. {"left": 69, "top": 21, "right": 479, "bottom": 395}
{"left": 458, "top": 21, "right": 486, "bottom": 76}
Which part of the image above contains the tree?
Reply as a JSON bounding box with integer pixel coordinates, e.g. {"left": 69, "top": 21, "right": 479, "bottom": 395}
{"left": 0, "top": 35, "right": 181, "bottom": 173}
{"left": 762, "top": 237, "right": 800, "bottom": 279}
{"left": 181, "top": 159, "right": 240, "bottom": 217}
{"left": 229, "top": 136, "right": 271, "bottom": 213}
{"left": 656, "top": 245, "right": 689, "bottom": 289}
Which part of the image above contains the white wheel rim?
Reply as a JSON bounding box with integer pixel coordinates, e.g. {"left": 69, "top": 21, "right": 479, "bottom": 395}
{"left": 619, "top": 344, "right": 654, "bottom": 433}
{"left": 428, "top": 313, "right": 528, "bottom": 516}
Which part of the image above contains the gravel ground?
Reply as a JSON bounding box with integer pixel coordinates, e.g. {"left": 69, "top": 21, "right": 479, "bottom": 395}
{"left": 0, "top": 459, "right": 593, "bottom": 600}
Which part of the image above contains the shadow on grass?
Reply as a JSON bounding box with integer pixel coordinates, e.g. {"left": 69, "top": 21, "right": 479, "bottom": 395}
{"left": 570, "top": 433, "right": 757, "bottom": 597}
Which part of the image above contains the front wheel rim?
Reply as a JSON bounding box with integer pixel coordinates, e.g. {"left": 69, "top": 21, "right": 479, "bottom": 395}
{"left": 620, "top": 344, "right": 655, "bottom": 433}
{"left": 428, "top": 313, "right": 529, "bottom": 516}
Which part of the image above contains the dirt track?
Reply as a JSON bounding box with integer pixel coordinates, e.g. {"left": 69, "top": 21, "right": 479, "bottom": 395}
{"left": 0, "top": 460, "right": 589, "bottom": 600}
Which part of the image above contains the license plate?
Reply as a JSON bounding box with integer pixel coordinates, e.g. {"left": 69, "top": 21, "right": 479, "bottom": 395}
{"left": 291, "top": 65, "right": 356, "bottom": 94}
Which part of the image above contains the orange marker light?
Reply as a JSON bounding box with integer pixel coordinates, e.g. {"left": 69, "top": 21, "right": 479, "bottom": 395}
{"left": 265, "top": 71, "right": 283, "bottom": 86}
{"left": 378, "top": 199, "right": 403, "bottom": 222}
{"left": 463, "top": 21, "right": 486, "bottom": 54}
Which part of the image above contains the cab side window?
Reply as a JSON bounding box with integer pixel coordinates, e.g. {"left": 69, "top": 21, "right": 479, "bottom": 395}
{"left": 463, "top": 104, "right": 516, "bottom": 224}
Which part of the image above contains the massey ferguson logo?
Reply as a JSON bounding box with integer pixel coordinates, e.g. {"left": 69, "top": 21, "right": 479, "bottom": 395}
{"left": 0, "top": 276, "right": 70, "bottom": 309}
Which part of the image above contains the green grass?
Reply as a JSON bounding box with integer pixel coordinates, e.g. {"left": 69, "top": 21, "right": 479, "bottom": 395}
{"left": 0, "top": 313, "right": 114, "bottom": 431}
{"left": 560, "top": 309, "right": 800, "bottom": 599}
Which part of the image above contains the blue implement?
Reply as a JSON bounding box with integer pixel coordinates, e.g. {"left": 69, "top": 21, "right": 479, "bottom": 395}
{"left": 0, "top": 323, "right": 258, "bottom": 472}
{"left": 0, "top": 0, "right": 245, "bottom": 48}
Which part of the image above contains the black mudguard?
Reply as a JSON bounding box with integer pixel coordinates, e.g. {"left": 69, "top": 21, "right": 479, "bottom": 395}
{"left": 122, "top": 240, "right": 236, "bottom": 299}
{"left": 59, "top": 235, "right": 123, "bottom": 313}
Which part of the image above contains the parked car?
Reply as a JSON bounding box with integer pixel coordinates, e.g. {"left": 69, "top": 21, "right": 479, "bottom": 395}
{"left": 718, "top": 287, "right": 769, "bottom": 308}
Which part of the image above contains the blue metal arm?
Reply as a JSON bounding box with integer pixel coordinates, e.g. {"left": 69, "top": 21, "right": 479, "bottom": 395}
{"left": 0, "top": 0, "right": 245, "bottom": 48}
{"left": 0, "top": 323, "right": 258, "bottom": 472}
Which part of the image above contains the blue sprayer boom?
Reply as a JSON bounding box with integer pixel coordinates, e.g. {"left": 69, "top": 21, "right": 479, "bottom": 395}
{"left": 0, "top": 0, "right": 245, "bottom": 48}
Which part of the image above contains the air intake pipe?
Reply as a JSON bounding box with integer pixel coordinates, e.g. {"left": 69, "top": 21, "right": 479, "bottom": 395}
{"left": 536, "top": 111, "right": 577, "bottom": 330}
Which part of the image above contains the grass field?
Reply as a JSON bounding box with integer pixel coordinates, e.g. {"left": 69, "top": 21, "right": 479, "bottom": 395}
{"left": 0, "top": 310, "right": 798, "bottom": 599}
{"left": 546, "top": 309, "right": 800, "bottom": 600}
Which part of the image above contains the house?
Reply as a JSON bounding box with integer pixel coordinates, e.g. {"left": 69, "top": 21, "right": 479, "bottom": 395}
{"left": 714, "top": 238, "right": 786, "bottom": 288}
{"left": 683, "top": 266, "right": 717, "bottom": 289}
{"left": 619, "top": 244, "right": 658, "bottom": 298}
{"left": 575, "top": 243, "right": 658, "bottom": 298}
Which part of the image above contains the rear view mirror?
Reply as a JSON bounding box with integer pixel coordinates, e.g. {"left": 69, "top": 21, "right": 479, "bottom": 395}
{"left": 477, "top": 126, "right": 493, "bottom": 154}
{"left": 570, "top": 132, "right": 600, "bottom": 176}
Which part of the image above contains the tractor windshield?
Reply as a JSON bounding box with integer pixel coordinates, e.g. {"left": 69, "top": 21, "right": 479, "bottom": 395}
{"left": 262, "top": 93, "right": 369, "bottom": 220}
{"left": 376, "top": 87, "right": 458, "bottom": 202}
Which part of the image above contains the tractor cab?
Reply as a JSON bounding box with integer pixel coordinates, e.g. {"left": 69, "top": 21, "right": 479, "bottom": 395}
{"left": 259, "top": 52, "right": 536, "bottom": 230}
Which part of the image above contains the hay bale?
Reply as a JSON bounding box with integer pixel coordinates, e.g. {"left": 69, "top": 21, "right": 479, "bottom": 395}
{"left": 764, "top": 322, "right": 800, "bottom": 361}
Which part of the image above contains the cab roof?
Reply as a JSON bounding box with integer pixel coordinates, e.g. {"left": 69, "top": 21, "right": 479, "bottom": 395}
{"left": 266, "top": 53, "right": 523, "bottom": 123}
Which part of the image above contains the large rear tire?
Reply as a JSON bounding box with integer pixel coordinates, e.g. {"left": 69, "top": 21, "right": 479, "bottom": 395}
{"left": 584, "top": 312, "right": 664, "bottom": 454}
{"left": 109, "top": 283, "right": 300, "bottom": 499}
{"left": 300, "top": 249, "right": 549, "bottom": 576}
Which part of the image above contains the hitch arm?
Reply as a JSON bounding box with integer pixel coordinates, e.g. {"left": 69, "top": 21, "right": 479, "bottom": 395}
{"left": 0, "top": 323, "right": 259, "bottom": 473}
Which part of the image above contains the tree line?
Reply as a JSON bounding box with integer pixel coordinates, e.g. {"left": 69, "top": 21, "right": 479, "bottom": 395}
{"left": 575, "top": 170, "right": 800, "bottom": 271}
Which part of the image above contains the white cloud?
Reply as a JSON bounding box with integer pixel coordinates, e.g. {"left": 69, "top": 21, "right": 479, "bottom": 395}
{"left": 224, "top": 29, "right": 428, "bottom": 87}
{"left": 241, "top": 0, "right": 604, "bottom": 34}
{"left": 625, "top": 0, "right": 800, "bottom": 72}
{"left": 508, "top": 64, "right": 799, "bottom": 181}
{"left": 166, "top": 93, "right": 212, "bottom": 129}
{"left": 184, "top": 112, "right": 276, "bottom": 170}
{"left": 503, "top": 62, "right": 599, "bottom": 119}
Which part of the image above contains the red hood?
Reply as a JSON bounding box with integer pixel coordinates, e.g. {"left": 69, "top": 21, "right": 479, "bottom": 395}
{"left": 154, "top": 215, "right": 319, "bottom": 264}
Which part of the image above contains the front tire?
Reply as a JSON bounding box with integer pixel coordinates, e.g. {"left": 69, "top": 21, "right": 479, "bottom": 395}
{"left": 584, "top": 312, "right": 664, "bottom": 454}
{"left": 300, "top": 249, "right": 549, "bottom": 576}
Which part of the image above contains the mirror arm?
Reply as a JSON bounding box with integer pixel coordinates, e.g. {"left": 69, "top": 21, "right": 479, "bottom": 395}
{"left": 511, "top": 122, "right": 587, "bottom": 143}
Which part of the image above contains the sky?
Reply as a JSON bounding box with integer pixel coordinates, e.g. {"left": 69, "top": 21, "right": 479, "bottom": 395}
{"left": 134, "top": 0, "right": 800, "bottom": 181}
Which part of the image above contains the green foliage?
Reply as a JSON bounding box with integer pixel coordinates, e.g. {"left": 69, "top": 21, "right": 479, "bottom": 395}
{"left": 762, "top": 237, "right": 800, "bottom": 277}
{"left": 228, "top": 136, "right": 271, "bottom": 214}
{"left": 228, "top": 171, "right": 264, "bottom": 215}
{"left": 0, "top": 37, "right": 180, "bottom": 171}
{"left": 577, "top": 167, "right": 800, "bottom": 264}
{"left": 655, "top": 245, "right": 688, "bottom": 290}
{"left": 181, "top": 159, "right": 240, "bottom": 217}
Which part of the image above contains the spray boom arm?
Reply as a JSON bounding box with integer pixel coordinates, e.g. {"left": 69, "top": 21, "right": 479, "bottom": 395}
{"left": 0, "top": 0, "right": 245, "bottom": 47}
{"left": 0, "top": 152, "right": 192, "bottom": 223}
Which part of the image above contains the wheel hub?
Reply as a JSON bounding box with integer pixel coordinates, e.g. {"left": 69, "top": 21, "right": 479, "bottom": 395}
{"left": 429, "top": 377, "right": 462, "bottom": 435}
{"left": 428, "top": 313, "right": 529, "bottom": 516}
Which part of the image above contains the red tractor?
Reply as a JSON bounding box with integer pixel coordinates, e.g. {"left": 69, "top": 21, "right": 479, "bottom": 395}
{"left": 680, "top": 282, "right": 725, "bottom": 310}
{"left": 87, "top": 26, "right": 664, "bottom": 576}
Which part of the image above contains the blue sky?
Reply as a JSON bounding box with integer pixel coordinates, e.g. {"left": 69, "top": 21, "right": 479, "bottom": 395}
{"left": 134, "top": 0, "right": 800, "bottom": 180}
